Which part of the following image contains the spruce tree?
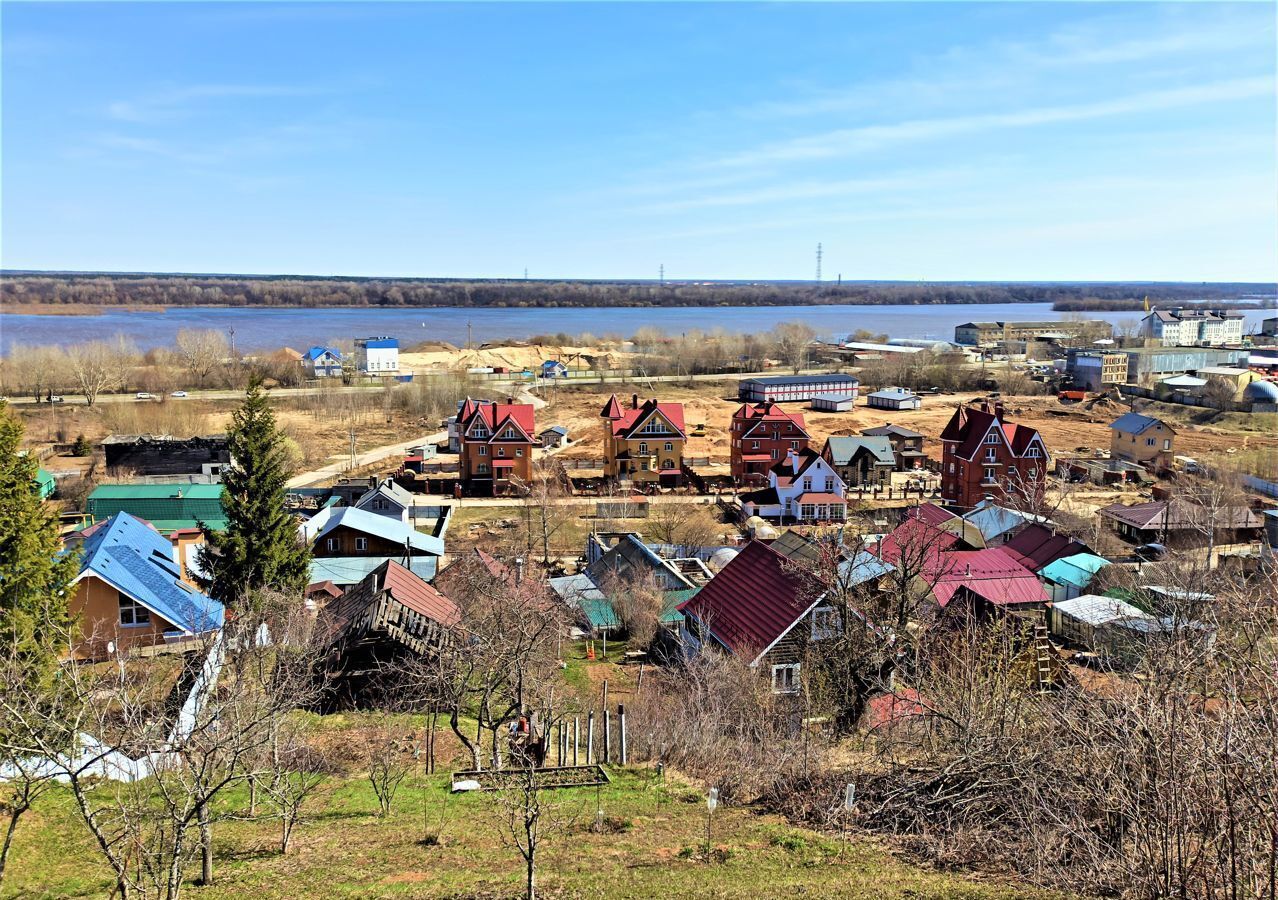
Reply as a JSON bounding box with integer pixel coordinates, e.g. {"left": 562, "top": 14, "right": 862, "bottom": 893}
{"left": 0, "top": 405, "right": 76, "bottom": 685}
{"left": 196, "top": 379, "right": 310, "bottom": 607}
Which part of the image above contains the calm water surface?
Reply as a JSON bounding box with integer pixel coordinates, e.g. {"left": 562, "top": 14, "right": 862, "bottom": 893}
{"left": 1, "top": 303, "right": 1272, "bottom": 353}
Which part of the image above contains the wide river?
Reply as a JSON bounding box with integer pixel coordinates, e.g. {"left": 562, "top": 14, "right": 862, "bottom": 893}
{"left": 1, "top": 302, "right": 1273, "bottom": 353}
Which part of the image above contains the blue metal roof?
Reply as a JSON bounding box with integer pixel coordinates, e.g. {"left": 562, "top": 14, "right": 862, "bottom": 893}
{"left": 301, "top": 507, "right": 444, "bottom": 556}
{"left": 304, "top": 346, "right": 341, "bottom": 361}
{"left": 361, "top": 338, "right": 398, "bottom": 349}
{"left": 1109, "top": 412, "right": 1164, "bottom": 436}
{"left": 309, "top": 555, "right": 437, "bottom": 587}
{"left": 78, "top": 513, "right": 225, "bottom": 635}
{"left": 1040, "top": 553, "right": 1110, "bottom": 589}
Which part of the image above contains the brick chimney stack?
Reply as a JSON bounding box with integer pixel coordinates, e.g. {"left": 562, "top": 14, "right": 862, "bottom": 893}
{"left": 632, "top": 393, "right": 639, "bottom": 410}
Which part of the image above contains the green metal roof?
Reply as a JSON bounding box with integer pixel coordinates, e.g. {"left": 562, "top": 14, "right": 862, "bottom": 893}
{"left": 35, "top": 468, "right": 56, "bottom": 499}
{"left": 86, "top": 484, "right": 225, "bottom": 534}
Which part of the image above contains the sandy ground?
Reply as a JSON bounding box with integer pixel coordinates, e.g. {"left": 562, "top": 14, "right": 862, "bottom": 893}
{"left": 537, "top": 381, "right": 1278, "bottom": 466}
{"left": 399, "top": 341, "right": 639, "bottom": 373}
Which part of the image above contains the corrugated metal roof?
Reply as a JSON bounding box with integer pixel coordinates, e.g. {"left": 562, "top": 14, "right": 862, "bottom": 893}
{"left": 77, "top": 513, "right": 225, "bottom": 635}
{"left": 309, "top": 556, "right": 437, "bottom": 586}
{"left": 1052, "top": 594, "right": 1151, "bottom": 627}
{"left": 1040, "top": 553, "right": 1110, "bottom": 589}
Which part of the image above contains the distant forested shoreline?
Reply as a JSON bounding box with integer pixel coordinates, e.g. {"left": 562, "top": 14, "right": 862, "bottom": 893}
{"left": 2, "top": 271, "right": 1273, "bottom": 311}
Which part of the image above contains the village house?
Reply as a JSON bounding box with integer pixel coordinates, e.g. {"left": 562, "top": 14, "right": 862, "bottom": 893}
{"left": 353, "top": 477, "right": 413, "bottom": 522}
{"left": 939, "top": 399, "right": 1049, "bottom": 510}
{"left": 538, "top": 425, "right": 569, "bottom": 448}
{"left": 860, "top": 424, "right": 928, "bottom": 471}
{"left": 821, "top": 436, "right": 896, "bottom": 489}
{"left": 1039, "top": 553, "right": 1110, "bottom": 602}
{"left": 302, "top": 346, "right": 343, "bottom": 378}
{"left": 457, "top": 398, "right": 539, "bottom": 495}
{"left": 301, "top": 506, "right": 444, "bottom": 587}
{"left": 600, "top": 394, "right": 687, "bottom": 487}
{"left": 68, "top": 513, "right": 226, "bottom": 660}
{"left": 1098, "top": 498, "right": 1264, "bottom": 550}
{"left": 998, "top": 523, "right": 1092, "bottom": 573}
{"left": 539, "top": 360, "right": 569, "bottom": 379}
{"left": 729, "top": 400, "right": 810, "bottom": 482}
{"left": 1108, "top": 412, "right": 1176, "bottom": 471}
{"left": 677, "top": 539, "right": 886, "bottom": 693}
{"left": 739, "top": 447, "right": 847, "bottom": 523}
{"left": 319, "top": 560, "right": 460, "bottom": 707}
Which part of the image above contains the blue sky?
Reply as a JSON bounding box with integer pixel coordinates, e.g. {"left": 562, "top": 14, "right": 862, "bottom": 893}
{"left": 2, "top": 1, "right": 1275, "bottom": 281}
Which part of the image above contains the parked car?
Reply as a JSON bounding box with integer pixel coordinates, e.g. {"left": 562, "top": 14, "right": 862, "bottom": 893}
{"left": 135, "top": 392, "right": 154, "bottom": 400}
{"left": 171, "top": 390, "right": 189, "bottom": 398}
{"left": 1135, "top": 543, "right": 1169, "bottom": 562}
{"left": 49, "top": 395, "right": 65, "bottom": 403}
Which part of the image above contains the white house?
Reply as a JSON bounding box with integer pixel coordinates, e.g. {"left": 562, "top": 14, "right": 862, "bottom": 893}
{"left": 739, "top": 448, "right": 847, "bottom": 523}
{"left": 354, "top": 337, "right": 399, "bottom": 374}
{"left": 302, "top": 346, "right": 343, "bottom": 377}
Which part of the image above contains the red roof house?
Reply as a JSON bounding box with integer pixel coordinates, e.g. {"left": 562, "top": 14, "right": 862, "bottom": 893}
{"left": 939, "top": 399, "right": 1050, "bottom": 509}
{"left": 730, "top": 401, "right": 810, "bottom": 482}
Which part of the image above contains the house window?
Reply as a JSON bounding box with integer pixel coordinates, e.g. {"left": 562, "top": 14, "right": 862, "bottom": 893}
{"left": 661, "top": 459, "right": 674, "bottom": 470}
{"left": 984, "top": 467, "right": 997, "bottom": 482}
{"left": 1163, "top": 439, "right": 1171, "bottom": 450}
{"left": 751, "top": 441, "right": 760, "bottom": 449}
{"left": 1028, "top": 468, "right": 1038, "bottom": 478}
{"left": 790, "top": 441, "right": 799, "bottom": 450}
{"left": 985, "top": 448, "right": 998, "bottom": 461}
{"left": 119, "top": 595, "right": 151, "bottom": 627}
{"left": 771, "top": 449, "right": 778, "bottom": 459}
{"left": 824, "top": 477, "right": 834, "bottom": 491}
{"left": 1146, "top": 438, "right": 1156, "bottom": 447}
{"left": 639, "top": 442, "right": 648, "bottom": 454}
{"left": 811, "top": 607, "right": 840, "bottom": 640}
{"left": 1025, "top": 447, "right": 1041, "bottom": 458}
{"left": 504, "top": 429, "right": 515, "bottom": 438}
{"left": 355, "top": 537, "right": 368, "bottom": 552}
{"left": 771, "top": 664, "right": 800, "bottom": 694}
{"left": 326, "top": 538, "right": 339, "bottom": 552}
{"left": 664, "top": 442, "right": 673, "bottom": 452}
{"left": 949, "top": 463, "right": 955, "bottom": 474}
{"left": 497, "top": 447, "right": 506, "bottom": 457}
{"left": 985, "top": 432, "right": 999, "bottom": 444}
{"left": 516, "top": 448, "right": 523, "bottom": 457}
{"left": 640, "top": 420, "right": 666, "bottom": 434}
{"left": 472, "top": 427, "right": 489, "bottom": 438}
{"left": 478, "top": 446, "right": 487, "bottom": 456}
{"left": 800, "top": 503, "right": 816, "bottom": 519}
{"left": 802, "top": 477, "right": 813, "bottom": 490}
{"left": 478, "top": 463, "right": 489, "bottom": 474}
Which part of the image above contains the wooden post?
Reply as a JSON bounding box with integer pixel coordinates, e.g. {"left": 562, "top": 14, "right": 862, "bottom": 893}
{"left": 637, "top": 663, "right": 645, "bottom": 695}
{"left": 603, "top": 708, "right": 612, "bottom": 764}
{"left": 573, "top": 717, "right": 580, "bottom": 766}
{"left": 586, "top": 711, "right": 595, "bottom": 765}
{"left": 602, "top": 679, "right": 609, "bottom": 712}
{"left": 619, "top": 704, "right": 628, "bottom": 765}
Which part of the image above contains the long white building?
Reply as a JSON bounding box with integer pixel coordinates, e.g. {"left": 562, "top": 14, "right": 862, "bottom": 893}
{"left": 1141, "top": 309, "right": 1244, "bottom": 346}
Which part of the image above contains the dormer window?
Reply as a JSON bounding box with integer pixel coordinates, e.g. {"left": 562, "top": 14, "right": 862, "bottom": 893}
{"left": 985, "top": 432, "right": 999, "bottom": 444}
{"left": 472, "top": 427, "right": 489, "bottom": 438}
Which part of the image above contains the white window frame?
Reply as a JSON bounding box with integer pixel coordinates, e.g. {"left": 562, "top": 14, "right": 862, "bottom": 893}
{"left": 811, "top": 606, "right": 840, "bottom": 640}
{"left": 771, "top": 663, "right": 800, "bottom": 694}
{"left": 355, "top": 537, "right": 368, "bottom": 552}
{"left": 119, "top": 594, "right": 152, "bottom": 627}
{"left": 326, "top": 537, "right": 339, "bottom": 552}
{"left": 664, "top": 441, "right": 673, "bottom": 452}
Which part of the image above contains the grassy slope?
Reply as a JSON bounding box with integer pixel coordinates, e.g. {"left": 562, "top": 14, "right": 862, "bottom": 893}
{"left": 4, "top": 766, "right": 1059, "bottom": 900}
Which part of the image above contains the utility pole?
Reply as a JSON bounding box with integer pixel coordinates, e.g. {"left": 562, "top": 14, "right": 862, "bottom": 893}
{"left": 659, "top": 264, "right": 664, "bottom": 285}
{"left": 466, "top": 320, "right": 473, "bottom": 350}
{"left": 815, "top": 243, "right": 823, "bottom": 283}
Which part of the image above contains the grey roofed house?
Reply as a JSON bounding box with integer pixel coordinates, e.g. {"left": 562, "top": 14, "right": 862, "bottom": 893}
{"left": 1109, "top": 412, "right": 1174, "bottom": 437}
{"left": 354, "top": 478, "right": 413, "bottom": 521}
{"left": 309, "top": 555, "right": 438, "bottom": 588}
{"left": 861, "top": 424, "right": 924, "bottom": 439}
{"left": 823, "top": 436, "right": 897, "bottom": 468}
{"left": 586, "top": 532, "right": 696, "bottom": 592}
{"left": 299, "top": 506, "right": 445, "bottom": 556}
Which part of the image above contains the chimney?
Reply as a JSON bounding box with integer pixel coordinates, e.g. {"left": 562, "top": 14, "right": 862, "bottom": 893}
{"left": 507, "top": 395, "right": 515, "bottom": 405}
{"left": 965, "top": 564, "right": 971, "bottom": 577}
{"left": 632, "top": 393, "right": 639, "bottom": 410}
{"left": 993, "top": 398, "right": 1005, "bottom": 419}
{"left": 515, "top": 557, "right": 525, "bottom": 584}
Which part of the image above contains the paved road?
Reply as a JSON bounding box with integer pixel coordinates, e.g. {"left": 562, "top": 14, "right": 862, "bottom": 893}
{"left": 4, "top": 366, "right": 840, "bottom": 407}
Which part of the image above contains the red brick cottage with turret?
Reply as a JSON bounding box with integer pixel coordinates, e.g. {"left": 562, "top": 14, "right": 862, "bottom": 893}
{"left": 939, "top": 399, "right": 1049, "bottom": 510}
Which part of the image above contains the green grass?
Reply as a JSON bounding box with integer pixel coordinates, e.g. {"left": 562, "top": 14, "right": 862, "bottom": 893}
{"left": 2, "top": 763, "right": 1060, "bottom": 899}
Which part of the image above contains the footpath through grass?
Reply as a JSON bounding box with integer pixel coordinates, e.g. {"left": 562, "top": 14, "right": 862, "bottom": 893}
{"left": 4, "top": 764, "right": 1060, "bottom": 899}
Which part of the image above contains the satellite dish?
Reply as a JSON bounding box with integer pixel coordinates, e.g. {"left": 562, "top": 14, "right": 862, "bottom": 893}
{"left": 106, "top": 641, "right": 116, "bottom": 656}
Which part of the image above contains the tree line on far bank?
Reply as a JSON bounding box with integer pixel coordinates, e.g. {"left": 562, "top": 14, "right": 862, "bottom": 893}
{"left": 2, "top": 273, "right": 1267, "bottom": 311}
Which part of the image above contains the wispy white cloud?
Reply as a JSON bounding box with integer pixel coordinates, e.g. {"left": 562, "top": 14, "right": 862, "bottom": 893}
{"left": 714, "top": 77, "right": 1274, "bottom": 169}
{"left": 105, "top": 83, "right": 330, "bottom": 123}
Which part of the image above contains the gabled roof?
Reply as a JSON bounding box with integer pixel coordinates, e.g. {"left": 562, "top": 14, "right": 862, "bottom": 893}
{"left": 539, "top": 425, "right": 568, "bottom": 437}
{"left": 300, "top": 507, "right": 444, "bottom": 556}
{"left": 866, "top": 388, "right": 920, "bottom": 401}
{"left": 462, "top": 401, "right": 537, "bottom": 440}
{"left": 1098, "top": 499, "right": 1262, "bottom": 531}
{"left": 823, "top": 436, "right": 896, "bottom": 467}
{"left": 961, "top": 499, "right": 1044, "bottom": 542}
{"left": 304, "top": 346, "right": 341, "bottom": 361}
{"left": 907, "top": 503, "right": 960, "bottom": 528}
{"left": 678, "top": 540, "right": 816, "bottom": 664}
{"left": 1040, "top": 553, "right": 1109, "bottom": 589}
{"left": 1001, "top": 524, "right": 1091, "bottom": 572}
{"left": 76, "top": 513, "right": 225, "bottom": 635}
{"left": 355, "top": 479, "right": 412, "bottom": 511}
{"left": 734, "top": 401, "right": 809, "bottom": 438}
{"left": 610, "top": 399, "right": 686, "bottom": 439}
{"left": 1109, "top": 412, "right": 1172, "bottom": 436}
{"left": 322, "top": 559, "right": 458, "bottom": 647}
{"left": 940, "top": 403, "right": 1046, "bottom": 461}
{"left": 586, "top": 533, "right": 694, "bottom": 591}
{"left": 768, "top": 447, "right": 827, "bottom": 482}
{"left": 871, "top": 517, "right": 961, "bottom": 562}
{"left": 929, "top": 547, "right": 1047, "bottom": 608}
{"left": 861, "top": 424, "right": 924, "bottom": 439}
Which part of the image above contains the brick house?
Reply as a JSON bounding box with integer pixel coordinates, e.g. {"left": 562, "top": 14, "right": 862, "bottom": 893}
{"left": 730, "top": 401, "right": 809, "bottom": 483}
{"left": 939, "top": 400, "right": 1049, "bottom": 510}
{"left": 457, "top": 399, "right": 539, "bottom": 496}
{"left": 600, "top": 394, "right": 687, "bottom": 487}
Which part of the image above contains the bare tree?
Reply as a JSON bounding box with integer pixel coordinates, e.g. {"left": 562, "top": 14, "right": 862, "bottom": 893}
{"left": 491, "top": 760, "right": 580, "bottom": 900}
{"left": 66, "top": 337, "right": 136, "bottom": 406}
{"left": 174, "top": 329, "right": 230, "bottom": 387}
{"left": 365, "top": 717, "right": 412, "bottom": 818}
{"left": 1, "top": 345, "right": 67, "bottom": 403}
{"left": 772, "top": 321, "right": 817, "bottom": 373}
